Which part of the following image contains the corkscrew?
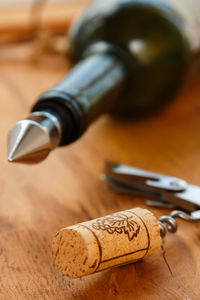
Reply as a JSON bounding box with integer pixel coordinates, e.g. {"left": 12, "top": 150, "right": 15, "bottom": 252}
{"left": 104, "top": 161, "right": 200, "bottom": 238}
{"left": 52, "top": 162, "right": 200, "bottom": 278}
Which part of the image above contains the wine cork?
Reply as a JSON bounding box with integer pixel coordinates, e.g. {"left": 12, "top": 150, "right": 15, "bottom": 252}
{"left": 52, "top": 208, "right": 161, "bottom": 278}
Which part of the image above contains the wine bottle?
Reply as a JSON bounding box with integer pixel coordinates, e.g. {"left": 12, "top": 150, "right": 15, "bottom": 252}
{"left": 8, "top": 0, "right": 200, "bottom": 163}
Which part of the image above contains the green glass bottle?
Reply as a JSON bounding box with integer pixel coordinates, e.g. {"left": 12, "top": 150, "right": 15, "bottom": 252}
{"left": 8, "top": 0, "right": 200, "bottom": 163}
{"left": 68, "top": 0, "right": 200, "bottom": 116}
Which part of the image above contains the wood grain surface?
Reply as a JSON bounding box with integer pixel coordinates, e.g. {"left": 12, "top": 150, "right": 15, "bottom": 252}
{"left": 1, "top": 3, "right": 200, "bottom": 300}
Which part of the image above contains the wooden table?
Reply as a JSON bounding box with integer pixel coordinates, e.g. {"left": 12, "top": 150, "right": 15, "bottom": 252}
{"left": 1, "top": 5, "right": 200, "bottom": 300}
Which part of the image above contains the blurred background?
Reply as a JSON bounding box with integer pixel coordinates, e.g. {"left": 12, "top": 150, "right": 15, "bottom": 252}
{"left": 0, "top": 0, "right": 89, "bottom": 63}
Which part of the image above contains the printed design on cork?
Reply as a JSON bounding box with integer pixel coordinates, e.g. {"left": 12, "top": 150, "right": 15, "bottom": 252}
{"left": 91, "top": 213, "right": 140, "bottom": 241}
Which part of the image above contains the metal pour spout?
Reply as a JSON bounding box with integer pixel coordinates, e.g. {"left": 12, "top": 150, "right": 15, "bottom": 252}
{"left": 8, "top": 112, "right": 61, "bottom": 164}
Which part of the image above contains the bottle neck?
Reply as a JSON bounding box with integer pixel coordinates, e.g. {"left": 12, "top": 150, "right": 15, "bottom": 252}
{"left": 32, "top": 51, "right": 127, "bottom": 146}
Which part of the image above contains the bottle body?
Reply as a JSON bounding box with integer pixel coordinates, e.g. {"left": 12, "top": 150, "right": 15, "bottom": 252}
{"left": 69, "top": 0, "right": 200, "bottom": 115}
{"left": 167, "top": 0, "right": 200, "bottom": 52}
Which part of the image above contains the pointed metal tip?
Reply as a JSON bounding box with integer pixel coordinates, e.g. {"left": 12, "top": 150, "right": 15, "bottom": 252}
{"left": 8, "top": 112, "right": 61, "bottom": 164}
{"left": 8, "top": 156, "right": 14, "bottom": 162}
{"left": 8, "top": 120, "right": 50, "bottom": 164}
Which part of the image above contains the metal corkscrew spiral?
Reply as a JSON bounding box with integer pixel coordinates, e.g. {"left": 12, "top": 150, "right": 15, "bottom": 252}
{"left": 158, "top": 210, "right": 200, "bottom": 238}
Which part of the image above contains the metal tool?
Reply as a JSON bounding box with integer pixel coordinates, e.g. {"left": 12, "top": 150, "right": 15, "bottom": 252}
{"left": 8, "top": 112, "right": 61, "bottom": 163}
{"left": 104, "top": 161, "right": 200, "bottom": 238}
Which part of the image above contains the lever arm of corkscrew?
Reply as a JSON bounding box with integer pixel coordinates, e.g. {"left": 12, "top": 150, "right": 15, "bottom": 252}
{"left": 104, "top": 161, "right": 200, "bottom": 237}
